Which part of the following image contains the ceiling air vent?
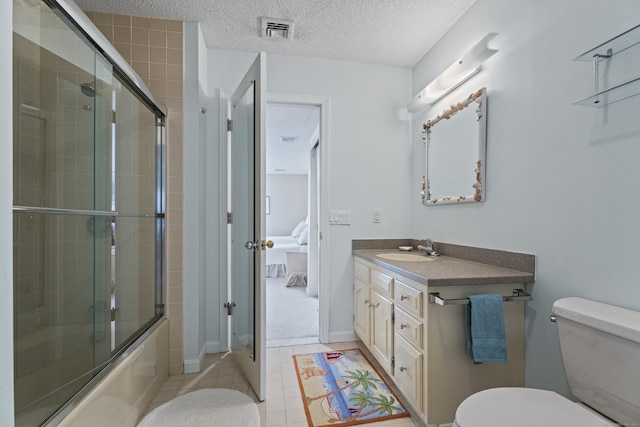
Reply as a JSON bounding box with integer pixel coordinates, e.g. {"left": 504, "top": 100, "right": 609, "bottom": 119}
{"left": 261, "top": 17, "right": 295, "bottom": 40}
{"left": 280, "top": 136, "right": 299, "bottom": 142}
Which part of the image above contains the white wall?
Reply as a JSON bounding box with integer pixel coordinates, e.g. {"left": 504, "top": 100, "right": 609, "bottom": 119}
{"left": 410, "top": 0, "right": 640, "bottom": 397}
{"left": 207, "top": 50, "right": 412, "bottom": 339}
{"left": 0, "top": 1, "right": 14, "bottom": 424}
{"left": 182, "top": 22, "right": 209, "bottom": 372}
{"left": 266, "top": 174, "right": 308, "bottom": 236}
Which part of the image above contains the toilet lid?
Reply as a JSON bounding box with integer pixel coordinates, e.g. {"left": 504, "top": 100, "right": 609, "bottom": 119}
{"left": 454, "top": 388, "right": 609, "bottom": 427}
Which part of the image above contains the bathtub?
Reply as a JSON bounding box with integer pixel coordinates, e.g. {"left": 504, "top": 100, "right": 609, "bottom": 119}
{"left": 15, "top": 323, "right": 96, "bottom": 378}
{"left": 15, "top": 319, "right": 169, "bottom": 426}
{"left": 14, "top": 323, "right": 97, "bottom": 425}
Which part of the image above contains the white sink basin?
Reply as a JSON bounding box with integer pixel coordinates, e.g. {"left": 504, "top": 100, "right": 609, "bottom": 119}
{"left": 376, "top": 253, "right": 434, "bottom": 262}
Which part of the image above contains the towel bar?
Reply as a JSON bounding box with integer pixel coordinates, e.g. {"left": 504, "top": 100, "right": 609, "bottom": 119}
{"left": 428, "top": 289, "right": 531, "bottom": 306}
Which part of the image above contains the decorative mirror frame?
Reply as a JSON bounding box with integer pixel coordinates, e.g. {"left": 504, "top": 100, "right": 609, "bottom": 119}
{"left": 421, "top": 87, "right": 487, "bottom": 205}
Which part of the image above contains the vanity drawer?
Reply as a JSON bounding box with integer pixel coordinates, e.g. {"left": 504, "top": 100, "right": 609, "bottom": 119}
{"left": 395, "top": 280, "right": 423, "bottom": 318}
{"left": 394, "top": 308, "right": 423, "bottom": 350}
{"left": 354, "top": 260, "right": 370, "bottom": 284}
{"left": 394, "top": 334, "right": 423, "bottom": 411}
{"left": 370, "top": 269, "right": 393, "bottom": 297}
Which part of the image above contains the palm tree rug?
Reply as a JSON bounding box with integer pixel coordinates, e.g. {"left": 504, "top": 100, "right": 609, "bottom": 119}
{"left": 292, "top": 348, "right": 409, "bottom": 426}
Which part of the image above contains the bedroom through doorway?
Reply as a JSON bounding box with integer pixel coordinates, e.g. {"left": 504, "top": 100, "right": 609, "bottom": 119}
{"left": 265, "top": 102, "right": 321, "bottom": 348}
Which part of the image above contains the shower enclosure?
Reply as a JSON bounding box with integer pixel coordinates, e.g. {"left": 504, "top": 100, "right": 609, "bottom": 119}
{"left": 12, "top": 0, "right": 166, "bottom": 425}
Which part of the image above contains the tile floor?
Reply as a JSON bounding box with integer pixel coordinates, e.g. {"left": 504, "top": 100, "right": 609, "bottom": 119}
{"left": 144, "top": 341, "right": 419, "bottom": 427}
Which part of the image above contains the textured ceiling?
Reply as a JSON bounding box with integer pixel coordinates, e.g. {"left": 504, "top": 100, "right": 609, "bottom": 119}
{"left": 73, "top": 0, "right": 475, "bottom": 67}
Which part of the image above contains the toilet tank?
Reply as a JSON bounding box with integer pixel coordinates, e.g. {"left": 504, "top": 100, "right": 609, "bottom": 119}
{"left": 552, "top": 297, "right": 640, "bottom": 424}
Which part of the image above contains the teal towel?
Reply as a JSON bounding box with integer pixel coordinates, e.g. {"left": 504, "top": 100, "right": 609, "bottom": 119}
{"left": 466, "top": 294, "right": 507, "bottom": 363}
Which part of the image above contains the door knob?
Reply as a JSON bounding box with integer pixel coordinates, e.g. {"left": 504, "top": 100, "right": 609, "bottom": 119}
{"left": 263, "top": 240, "right": 274, "bottom": 249}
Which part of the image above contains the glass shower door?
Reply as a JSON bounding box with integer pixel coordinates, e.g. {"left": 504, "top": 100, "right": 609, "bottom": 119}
{"left": 12, "top": 1, "right": 112, "bottom": 424}
{"left": 92, "top": 53, "right": 115, "bottom": 369}
{"left": 111, "top": 76, "right": 159, "bottom": 350}
{"left": 13, "top": 1, "right": 166, "bottom": 425}
{"left": 13, "top": 12, "right": 113, "bottom": 426}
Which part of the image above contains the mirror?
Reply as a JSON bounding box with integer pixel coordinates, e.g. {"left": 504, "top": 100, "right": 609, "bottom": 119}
{"left": 421, "top": 88, "right": 487, "bottom": 205}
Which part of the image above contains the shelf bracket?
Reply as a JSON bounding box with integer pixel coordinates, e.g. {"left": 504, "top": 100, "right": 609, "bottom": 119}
{"left": 592, "top": 48, "right": 612, "bottom": 105}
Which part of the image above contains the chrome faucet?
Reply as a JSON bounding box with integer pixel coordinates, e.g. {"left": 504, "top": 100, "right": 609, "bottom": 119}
{"left": 417, "top": 238, "right": 439, "bottom": 256}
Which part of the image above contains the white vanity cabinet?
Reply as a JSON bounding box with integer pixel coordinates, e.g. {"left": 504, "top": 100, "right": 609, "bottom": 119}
{"left": 353, "top": 258, "right": 394, "bottom": 372}
{"left": 353, "top": 255, "right": 526, "bottom": 426}
{"left": 354, "top": 257, "right": 426, "bottom": 410}
{"left": 393, "top": 278, "right": 425, "bottom": 410}
{"left": 393, "top": 333, "right": 423, "bottom": 410}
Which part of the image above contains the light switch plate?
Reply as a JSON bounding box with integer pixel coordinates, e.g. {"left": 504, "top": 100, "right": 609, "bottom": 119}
{"left": 329, "top": 210, "right": 351, "bottom": 225}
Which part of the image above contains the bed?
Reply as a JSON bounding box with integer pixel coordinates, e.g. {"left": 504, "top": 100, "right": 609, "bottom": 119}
{"left": 266, "top": 221, "right": 309, "bottom": 284}
{"left": 266, "top": 235, "right": 307, "bottom": 278}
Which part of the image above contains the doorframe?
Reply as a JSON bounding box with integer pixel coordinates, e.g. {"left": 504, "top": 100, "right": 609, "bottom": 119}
{"left": 267, "top": 92, "right": 330, "bottom": 343}
{"left": 217, "top": 91, "right": 231, "bottom": 352}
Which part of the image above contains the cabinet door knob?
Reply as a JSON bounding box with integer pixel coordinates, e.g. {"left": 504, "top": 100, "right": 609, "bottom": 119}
{"left": 399, "top": 366, "right": 407, "bottom": 372}
{"left": 400, "top": 294, "right": 408, "bottom": 301}
{"left": 400, "top": 323, "right": 408, "bottom": 329}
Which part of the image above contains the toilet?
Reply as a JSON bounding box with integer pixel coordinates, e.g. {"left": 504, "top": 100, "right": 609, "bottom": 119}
{"left": 453, "top": 297, "right": 640, "bottom": 427}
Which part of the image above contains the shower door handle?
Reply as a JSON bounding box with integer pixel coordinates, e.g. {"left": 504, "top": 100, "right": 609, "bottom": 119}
{"left": 244, "top": 240, "right": 259, "bottom": 250}
{"left": 110, "top": 307, "right": 119, "bottom": 321}
{"left": 244, "top": 240, "right": 273, "bottom": 250}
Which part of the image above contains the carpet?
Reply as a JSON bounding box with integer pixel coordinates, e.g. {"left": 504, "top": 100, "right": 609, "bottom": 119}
{"left": 293, "top": 349, "right": 409, "bottom": 427}
{"left": 136, "top": 389, "right": 260, "bottom": 427}
{"left": 267, "top": 277, "right": 319, "bottom": 347}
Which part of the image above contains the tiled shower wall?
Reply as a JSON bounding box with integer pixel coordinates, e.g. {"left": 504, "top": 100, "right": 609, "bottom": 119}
{"left": 85, "top": 12, "right": 185, "bottom": 375}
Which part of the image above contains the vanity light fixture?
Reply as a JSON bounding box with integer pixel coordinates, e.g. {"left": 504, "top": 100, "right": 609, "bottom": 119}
{"left": 408, "top": 33, "right": 498, "bottom": 113}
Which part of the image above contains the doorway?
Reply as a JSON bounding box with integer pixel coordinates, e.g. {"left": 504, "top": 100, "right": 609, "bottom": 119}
{"left": 265, "top": 102, "right": 321, "bottom": 347}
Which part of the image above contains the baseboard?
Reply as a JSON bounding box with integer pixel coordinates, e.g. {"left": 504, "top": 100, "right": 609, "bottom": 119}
{"left": 206, "top": 340, "right": 222, "bottom": 354}
{"left": 183, "top": 344, "right": 207, "bottom": 374}
{"left": 328, "top": 330, "right": 358, "bottom": 343}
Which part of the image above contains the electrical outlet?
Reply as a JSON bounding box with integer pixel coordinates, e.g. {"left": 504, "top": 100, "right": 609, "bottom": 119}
{"left": 372, "top": 209, "right": 381, "bottom": 223}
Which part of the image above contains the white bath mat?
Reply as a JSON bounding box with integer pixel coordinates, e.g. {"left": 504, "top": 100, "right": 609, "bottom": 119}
{"left": 137, "top": 388, "right": 259, "bottom": 427}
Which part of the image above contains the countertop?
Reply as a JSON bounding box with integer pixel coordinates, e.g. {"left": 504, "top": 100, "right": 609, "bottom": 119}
{"left": 353, "top": 248, "right": 535, "bottom": 286}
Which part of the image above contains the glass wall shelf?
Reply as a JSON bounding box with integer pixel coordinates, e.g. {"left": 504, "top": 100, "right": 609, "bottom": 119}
{"left": 574, "top": 24, "right": 640, "bottom": 62}
{"left": 573, "top": 24, "right": 640, "bottom": 107}
{"left": 573, "top": 75, "right": 640, "bottom": 107}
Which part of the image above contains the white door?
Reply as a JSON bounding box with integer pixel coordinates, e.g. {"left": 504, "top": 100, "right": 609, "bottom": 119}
{"left": 228, "top": 52, "right": 267, "bottom": 401}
